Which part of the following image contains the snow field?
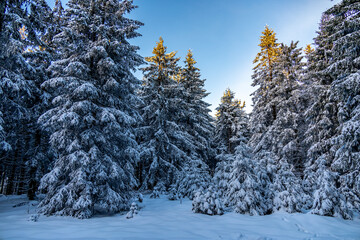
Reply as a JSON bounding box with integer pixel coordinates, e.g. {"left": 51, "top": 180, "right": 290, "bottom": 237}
{"left": 0, "top": 195, "right": 359, "bottom": 240}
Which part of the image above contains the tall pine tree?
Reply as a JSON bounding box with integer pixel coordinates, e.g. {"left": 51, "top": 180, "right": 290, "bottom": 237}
{"left": 303, "top": 0, "right": 360, "bottom": 219}
{"left": 176, "top": 50, "right": 213, "bottom": 199}
{"left": 179, "top": 50, "right": 215, "bottom": 171}
{"left": 326, "top": 0, "right": 360, "bottom": 218}
{"left": 250, "top": 27, "right": 308, "bottom": 213}
{"left": 38, "top": 0, "right": 143, "bottom": 218}
{"left": 138, "top": 37, "right": 191, "bottom": 190}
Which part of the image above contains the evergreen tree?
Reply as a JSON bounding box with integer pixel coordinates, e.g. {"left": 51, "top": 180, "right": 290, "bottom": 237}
{"left": 250, "top": 32, "right": 304, "bottom": 167}
{"left": 177, "top": 158, "right": 211, "bottom": 200}
{"left": 253, "top": 151, "right": 276, "bottom": 214}
{"left": 179, "top": 50, "right": 215, "bottom": 169}
{"left": 138, "top": 37, "right": 191, "bottom": 190}
{"left": 225, "top": 143, "right": 266, "bottom": 215}
{"left": 272, "top": 160, "right": 310, "bottom": 213}
{"left": 168, "top": 184, "right": 179, "bottom": 200}
{"left": 255, "top": 41, "right": 305, "bottom": 176}
{"left": 213, "top": 89, "right": 247, "bottom": 197}
{"left": 303, "top": 0, "right": 360, "bottom": 218}
{"left": 303, "top": 12, "right": 337, "bottom": 195}
{"left": 249, "top": 25, "right": 281, "bottom": 154}
{"left": 213, "top": 153, "right": 233, "bottom": 198}
{"left": 250, "top": 28, "right": 307, "bottom": 213}
{"left": 0, "top": 0, "right": 52, "bottom": 197}
{"left": 325, "top": 0, "right": 360, "bottom": 218}
{"left": 38, "top": 0, "right": 143, "bottom": 218}
{"left": 25, "top": 0, "right": 57, "bottom": 200}
{"left": 214, "top": 89, "right": 246, "bottom": 155}
{"left": 175, "top": 50, "right": 213, "bottom": 199}
{"left": 311, "top": 157, "right": 351, "bottom": 219}
{"left": 192, "top": 186, "right": 224, "bottom": 215}
{"left": 41, "top": 0, "right": 64, "bottom": 53}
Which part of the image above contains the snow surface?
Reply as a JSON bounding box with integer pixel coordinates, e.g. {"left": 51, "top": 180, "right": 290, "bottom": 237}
{"left": 0, "top": 194, "right": 359, "bottom": 240}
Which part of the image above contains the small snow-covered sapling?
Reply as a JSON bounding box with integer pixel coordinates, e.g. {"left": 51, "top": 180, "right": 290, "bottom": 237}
{"left": 126, "top": 202, "right": 139, "bottom": 219}
{"left": 192, "top": 187, "right": 224, "bottom": 215}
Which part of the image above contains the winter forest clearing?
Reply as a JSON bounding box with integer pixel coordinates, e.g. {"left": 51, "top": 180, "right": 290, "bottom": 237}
{"left": 1, "top": 195, "right": 360, "bottom": 240}
{"left": 1, "top": 0, "right": 360, "bottom": 239}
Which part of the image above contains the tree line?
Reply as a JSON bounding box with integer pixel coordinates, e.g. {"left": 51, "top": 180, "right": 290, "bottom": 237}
{"left": 0, "top": 0, "right": 359, "bottom": 219}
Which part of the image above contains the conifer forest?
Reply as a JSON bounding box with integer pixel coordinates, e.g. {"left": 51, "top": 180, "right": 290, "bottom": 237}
{"left": 0, "top": 0, "right": 360, "bottom": 238}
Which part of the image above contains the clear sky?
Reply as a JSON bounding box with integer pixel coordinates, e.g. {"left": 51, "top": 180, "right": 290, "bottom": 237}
{"left": 48, "top": 0, "right": 341, "bottom": 114}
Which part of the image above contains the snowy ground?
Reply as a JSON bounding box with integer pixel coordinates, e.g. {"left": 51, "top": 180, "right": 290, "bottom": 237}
{"left": 0, "top": 195, "right": 359, "bottom": 240}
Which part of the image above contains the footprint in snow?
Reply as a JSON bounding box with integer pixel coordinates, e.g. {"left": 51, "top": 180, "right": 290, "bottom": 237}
{"left": 295, "top": 223, "right": 309, "bottom": 233}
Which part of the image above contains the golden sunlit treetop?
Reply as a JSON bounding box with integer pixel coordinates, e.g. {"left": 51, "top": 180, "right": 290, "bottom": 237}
{"left": 216, "top": 89, "right": 245, "bottom": 118}
{"left": 145, "top": 37, "right": 178, "bottom": 71}
{"left": 185, "top": 49, "right": 197, "bottom": 69}
{"left": 253, "top": 25, "right": 280, "bottom": 81}
{"left": 144, "top": 37, "right": 180, "bottom": 85}
{"left": 221, "top": 88, "right": 233, "bottom": 104}
{"left": 221, "top": 89, "right": 245, "bottom": 107}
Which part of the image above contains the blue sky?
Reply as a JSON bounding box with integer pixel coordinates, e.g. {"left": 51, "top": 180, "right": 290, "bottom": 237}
{"left": 48, "top": 0, "right": 341, "bottom": 114}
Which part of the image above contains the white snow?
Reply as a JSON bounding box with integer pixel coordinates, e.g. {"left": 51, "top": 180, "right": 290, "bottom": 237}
{"left": 0, "top": 194, "right": 359, "bottom": 240}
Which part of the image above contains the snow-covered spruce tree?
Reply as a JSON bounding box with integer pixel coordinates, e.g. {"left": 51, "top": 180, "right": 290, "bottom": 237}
{"left": 177, "top": 158, "right": 211, "bottom": 200}
{"left": 250, "top": 27, "right": 308, "bottom": 213}
{"left": 253, "top": 151, "right": 276, "bottom": 214}
{"left": 303, "top": 1, "right": 360, "bottom": 218}
{"left": 23, "top": 0, "right": 61, "bottom": 200}
{"left": 212, "top": 153, "right": 233, "bottom": 198}
{"left": 213, "top": 89, "right": 247, "bottom": 197}
{"left": 269, "top": 41, "right": 306, "bottom": 175}
{"left": 0, "top": 0, "right": 52, "bottom": 197}
{"left": 38, "top": 0, "right": 143, "bottom": 218}
{"left": 214, "top": 89, "right": 246, "bottom": 155}
{"left": 250, "top": 32, "right": 305, "bottom": 172}
{"left": 258, "top": 41, "right": 310, "bottom": 212}
{"left": 272, "top": 160, "right": 310, "bottom": 213}
{"left": 248, "top": 28, "right": 281, "bottom": 212}
{"left": 176, "top": 50, "right": 213, "bottom": 199}
{"left": 311, "top": 157, "right": 351, "bottom": 219}
{"left": 179, "top": 50, "right": 215, "bottom": 170}
{"left": 325, "top": 0, "right": 360, "bottom": 218}
{"left": 168, "top": 184, "right": 178, "bottom": 200}
{"left": 216, "top": 92, "right": 265, "bottom": 214}
{"left": 192, "top": 186, "right": 224, "bottom": 215}
{"left": 248, "top": 26, "right": 282, "bottom": 214}
{"left": 225, "top": 142, "right": 266, "bottom": 215}
{"left": 249, "top": 25, "right": 281, "bottom": 154}
{"left": 138, "top": 37, "right": 192, "bottom": 190}
{"left": 302, "top": 13, "right": 337, "bottom": 196}
{"left": 26, "top": 1, "right": 70, "bottom": 200}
